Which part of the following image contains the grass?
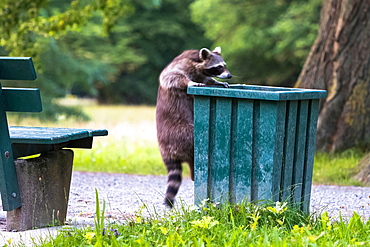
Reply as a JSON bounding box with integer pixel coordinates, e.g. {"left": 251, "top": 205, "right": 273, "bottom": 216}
{"left": 35, "top": 197, "right": 370, "bottom": 246}
{"left": 314, "top": 148, "right": 367, "bottom": 186}
{"left": 72, "top": 140, "right": 166, "bottom": 175}
{"left": 7, "top": 101, "right": 367, "bottom": 185}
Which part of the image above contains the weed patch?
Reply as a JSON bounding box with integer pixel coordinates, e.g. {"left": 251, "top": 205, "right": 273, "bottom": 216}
{"left": 39, "top": 198, "right": 370, "bottom": 246}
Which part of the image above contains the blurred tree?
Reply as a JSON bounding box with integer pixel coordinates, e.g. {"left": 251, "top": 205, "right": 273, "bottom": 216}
{"left": 96, "top": 0, "right": 212, "bottom": 104}
{"left": 0, "top": 0, "right": 136, "bottom": 58}
{"left": 0, "top": 0, "right": 157, "bottom": 119}
{"left": 190, "top": 0, "right": 322, "bottom": 86}
{"left": 56, "top": 14, "right": 147, "bottom": 97}
{"left": 1, "top": 0, "right": 209, "bottom": 108}
{"left": 296, "top": 0, "right": 370, "bottom": 152}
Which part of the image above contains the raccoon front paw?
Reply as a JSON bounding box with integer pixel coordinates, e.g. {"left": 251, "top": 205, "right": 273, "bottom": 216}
{"left": 221, "top": 82, "right": 229, "bottom": 88}
{"left": 215, "top": 81, "right": 229, "bottom": 88}
{"left": 188, "top": 81, "right": 206, "bottom": 87}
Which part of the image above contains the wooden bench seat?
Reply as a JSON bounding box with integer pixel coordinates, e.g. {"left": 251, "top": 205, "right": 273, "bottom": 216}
{"left": 10, "top": 126, "right": 108, "bottom": 158}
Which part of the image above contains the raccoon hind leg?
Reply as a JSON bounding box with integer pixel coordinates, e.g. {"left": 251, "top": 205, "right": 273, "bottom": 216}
{"left": 164, "top": 159, "right": 183, "bottom": 208}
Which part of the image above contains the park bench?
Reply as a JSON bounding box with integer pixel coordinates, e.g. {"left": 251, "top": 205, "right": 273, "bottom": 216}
{"left": 0, "top": 57, "right": 108, "bottom": 231}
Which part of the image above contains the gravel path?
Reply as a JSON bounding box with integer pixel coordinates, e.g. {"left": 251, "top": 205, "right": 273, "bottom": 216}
{"left": 66, "top": 171, "right": 370, "bottom": 224}
{"left": 1, "top": 171, "right": 369, "bottom": 229}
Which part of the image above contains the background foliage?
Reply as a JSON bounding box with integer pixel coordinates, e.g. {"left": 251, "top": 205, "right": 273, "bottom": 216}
{"left": 95, "top": 0, "right": 212, "bottom": 104}
{"left": 1, "top": 0, "right": 322, "bottom": 113}
{"left": 191, "top": 0, "right": 322, "bottom": 86}
{"left": 0, "top": 0, "right": 154, "bottom": 119}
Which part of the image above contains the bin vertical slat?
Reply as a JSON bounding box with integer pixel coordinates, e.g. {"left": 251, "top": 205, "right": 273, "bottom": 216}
{"left": 229, "top": 99, "right": 254, "bottom": 203}
{"left": 302, "top": 99, "right": 320, "bottom": 212}
{"left": 193, "top": 96, "right": 211, "bottom": 205}
{"left": 253, "top": 101, "right": 286, "bottom": 201}
{"left": 292, "top": 100, "right": 309, "bottom": 205}
{"left": 209, "top": 97, "right": 232, "bottom": 203}
{"left": 251, "top": 101, "right": 260, "bottom": 201}
{"left": 271, "top": 101, "right": 287, "bottom": 202}
{"left": 281, "top": 101, "right": 298, "bottom": 202}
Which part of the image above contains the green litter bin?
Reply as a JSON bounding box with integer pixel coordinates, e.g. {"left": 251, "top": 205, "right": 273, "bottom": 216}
{"left": 187, "top": 84, "right": 327, "bottom": 212}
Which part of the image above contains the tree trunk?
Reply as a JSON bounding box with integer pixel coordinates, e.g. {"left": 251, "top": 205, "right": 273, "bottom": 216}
{"left": 353, "top": 153, "right": 370, "bottom": 185}
{"left": 295, "top": 0, "right": 370, "bottom": 152}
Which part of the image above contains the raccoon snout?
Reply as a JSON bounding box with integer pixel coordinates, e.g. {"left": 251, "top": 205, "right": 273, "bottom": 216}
{"left": 216, "top": 73, "right": 232, "bottom": 79}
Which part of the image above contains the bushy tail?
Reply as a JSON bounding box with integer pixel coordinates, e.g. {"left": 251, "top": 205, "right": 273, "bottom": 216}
{"left": 164, "top": 160, "right": 182, "bottom": 208}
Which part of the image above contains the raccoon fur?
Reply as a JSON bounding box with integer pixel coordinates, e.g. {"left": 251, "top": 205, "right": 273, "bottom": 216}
{"left": 156, "top": 47, "right": 232, "bottom": 208}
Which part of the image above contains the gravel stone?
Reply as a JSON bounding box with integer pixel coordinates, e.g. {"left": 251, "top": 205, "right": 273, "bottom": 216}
{"left": 1, "top": 171, "right": 369, "bottom": 229}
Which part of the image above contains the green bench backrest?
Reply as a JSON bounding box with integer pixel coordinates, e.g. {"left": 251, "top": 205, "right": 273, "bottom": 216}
{"left": 2, "top": 88, "right": 42, "bottom": 112}
{"left": 0, "top": 57, "right": 37, "bottom": 80}
{"left": 0, "top": 57, "right": 41, "bottom": 112}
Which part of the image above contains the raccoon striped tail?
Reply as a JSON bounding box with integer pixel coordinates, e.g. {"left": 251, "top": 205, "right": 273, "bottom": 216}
{"left": 164, "top": 160, "right": 182, "bottom": 208}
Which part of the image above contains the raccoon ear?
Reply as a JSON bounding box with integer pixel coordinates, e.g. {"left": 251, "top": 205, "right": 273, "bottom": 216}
{"left": 212, "top": 47, "right": 221, "bottom": 55}
{"left": 199, "top": 48, "right": 212, "bottom": 60}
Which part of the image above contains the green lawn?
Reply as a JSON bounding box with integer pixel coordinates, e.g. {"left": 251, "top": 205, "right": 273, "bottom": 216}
{"left": 7, "top": 102, "right": 368, "bottom": 184}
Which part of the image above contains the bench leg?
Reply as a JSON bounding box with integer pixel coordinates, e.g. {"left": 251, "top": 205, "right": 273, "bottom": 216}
{"left": 6, "top": 149, "right": 74, "bottom": 231}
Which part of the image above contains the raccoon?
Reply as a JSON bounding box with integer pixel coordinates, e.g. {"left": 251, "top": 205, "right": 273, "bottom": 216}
{"left": 156, "top": 47, "right": 232, "bottom": 208}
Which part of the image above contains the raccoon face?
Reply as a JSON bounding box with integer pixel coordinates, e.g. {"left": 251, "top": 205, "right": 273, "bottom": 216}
{"left": 200, "top": 47, "right": 232, "bottom": 79}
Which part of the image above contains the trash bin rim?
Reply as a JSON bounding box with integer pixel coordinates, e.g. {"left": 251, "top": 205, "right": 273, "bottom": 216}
{"left": 187, "top": 84, "right": 327, "bottom": 101}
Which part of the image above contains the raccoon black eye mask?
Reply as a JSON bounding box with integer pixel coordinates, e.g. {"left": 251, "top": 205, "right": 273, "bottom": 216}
{"left": 204, "top": 65, "right": 232, "bottom": 80}
{"left": 204, "top": 66, "right": 223, "bottom": 77}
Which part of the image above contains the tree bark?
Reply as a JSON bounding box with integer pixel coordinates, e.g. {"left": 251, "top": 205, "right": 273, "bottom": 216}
{"left": 295, "top": 0, "right": 370, "bottom": 152}
{"left": 353, "top": 153, "right": 370, "bottom": 185}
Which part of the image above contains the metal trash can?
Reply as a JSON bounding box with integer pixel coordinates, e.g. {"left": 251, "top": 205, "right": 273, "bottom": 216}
{"left": 187, "top": 84, "right": 327, "bottom": 212}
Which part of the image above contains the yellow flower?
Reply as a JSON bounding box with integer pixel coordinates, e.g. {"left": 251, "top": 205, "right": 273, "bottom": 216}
{"left": 84, "top": 232, "right": 95, "bottom": 241}
{"left": 250, "top": 220, "right": 258, "bottom": 230}
{"left": 291, "top": 225, "right": 305, "bottom": 234}
{"left": 84, "top": 231, "right": 96, "bottom": 245}
{"left": 307, "top": 236, "right": 317, "bottom": 242}
{"left": 355, "top": 242, "right": 366, "bottom": 246}
{"left": 191, "top": 216, "right": 219, "bottom": 229}
{"left": 266, "top": 206, "right": 277, "bottom": 214}
{"left": 249, "top": 212, "right": 260, "bottom": 231}
{"left": 350, "top": 238, "right": 366, "bottom": 246}
{"left": 136, "top": 216, "right": 142, "bottom": 223}
{"left": 159, "top": 226, "right": 168, "bottom": 235}
{"left": 267, "top": 202, "right": 288, "bottom": 214}
{"left": 276, "top": 219, "right": 284, "bottom": 225}
{"left": 7, "top": 238, "right": 13, "bottom": 245}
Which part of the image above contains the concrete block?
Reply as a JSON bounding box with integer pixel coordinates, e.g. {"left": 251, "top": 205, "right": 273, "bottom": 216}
{"left": 6, "top": 149, "right": 74, "bottom": 231}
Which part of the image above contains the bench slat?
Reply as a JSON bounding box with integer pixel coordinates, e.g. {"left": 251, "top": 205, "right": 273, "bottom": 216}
{"left": 2, "top": 87, "right": 42, "bottom": 112}
{"left": 9, "top": 127, "right": 108, "bottom": 145}
{"left": 0, "top": 57, "right": 37, "bottom": 80}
